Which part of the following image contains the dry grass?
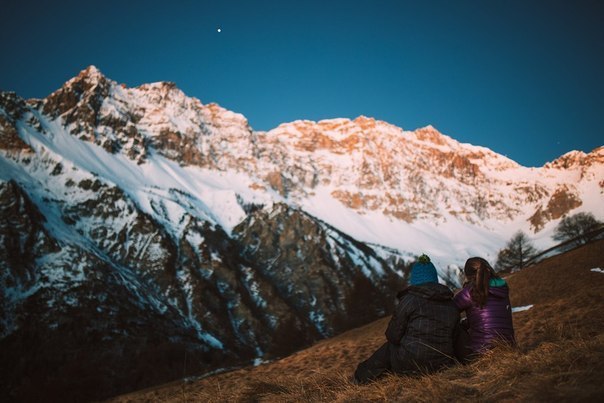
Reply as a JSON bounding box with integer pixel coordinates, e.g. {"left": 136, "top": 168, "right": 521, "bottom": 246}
{"left": 111, "top": 240, "right": 604, "bottom": 402}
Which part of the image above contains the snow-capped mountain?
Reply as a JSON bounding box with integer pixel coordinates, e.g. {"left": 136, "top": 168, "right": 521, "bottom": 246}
{"left": 1, "top": 66, "right": 602, "bottom": 401}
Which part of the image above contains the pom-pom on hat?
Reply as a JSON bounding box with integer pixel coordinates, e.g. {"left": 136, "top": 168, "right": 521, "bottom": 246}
{"left": 409, "top": 254, "right": 439, "bottom": 286}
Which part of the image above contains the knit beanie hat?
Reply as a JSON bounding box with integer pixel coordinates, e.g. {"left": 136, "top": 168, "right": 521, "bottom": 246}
{"left": 409, "top": 254, "right": 439, "bottom": 286}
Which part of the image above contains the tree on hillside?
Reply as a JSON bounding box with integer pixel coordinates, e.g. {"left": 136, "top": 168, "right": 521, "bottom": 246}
{"left": 495, "top": 231, "right": 539, "bottom": 272}
{"left": 552, "top": 212, "right": 603, "bottom": 247}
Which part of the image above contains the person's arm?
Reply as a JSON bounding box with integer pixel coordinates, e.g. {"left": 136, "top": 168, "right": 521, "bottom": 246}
{"left": 453, "top": 286, "right": 473, "bottom": 311}
{"left": 385, "top": 295, "right": 414, "bottom": 345}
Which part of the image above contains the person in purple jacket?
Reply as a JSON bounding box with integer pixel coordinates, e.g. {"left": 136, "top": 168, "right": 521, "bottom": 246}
{"left": 454, "top": 257, "right": 516, "bottom": 359}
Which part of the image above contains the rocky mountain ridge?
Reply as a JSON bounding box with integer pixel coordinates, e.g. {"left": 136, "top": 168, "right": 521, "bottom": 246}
{"left": 14, "top": 66, "right": 602, "bottom": 232}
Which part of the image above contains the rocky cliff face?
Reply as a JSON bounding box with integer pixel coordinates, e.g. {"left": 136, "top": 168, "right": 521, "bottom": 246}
{"left": 0, "top": 173, "right": 405, "bottom": 401}
{"left": 0, "top": 177, "right": 231, "bottom": 401}
{"left": 1, "top": 66, "right": 602, "bottom": 401}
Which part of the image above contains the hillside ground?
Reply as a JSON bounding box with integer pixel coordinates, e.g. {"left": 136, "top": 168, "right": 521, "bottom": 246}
{"left": 112, "top": 239, "right": 604, "bottom": 402}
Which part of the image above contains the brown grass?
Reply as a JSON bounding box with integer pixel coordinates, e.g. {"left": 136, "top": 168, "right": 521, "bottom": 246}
{"left": 111, "top": 239, "right": 604, "bottom": 402}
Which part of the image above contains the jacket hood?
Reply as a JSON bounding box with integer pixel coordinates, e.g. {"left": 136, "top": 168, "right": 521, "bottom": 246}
{"left": 399, "top": 283, "right": 453, "bottom": 301}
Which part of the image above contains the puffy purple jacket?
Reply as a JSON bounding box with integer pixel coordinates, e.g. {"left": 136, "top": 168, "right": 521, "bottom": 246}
{"left": 454, "top": 279, "right": 516, "bottom": 353}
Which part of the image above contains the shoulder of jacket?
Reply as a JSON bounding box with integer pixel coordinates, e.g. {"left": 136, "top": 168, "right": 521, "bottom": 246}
{"left": 455, "top": 285, "right": 471, "bottom": 296}
{"left": 398, "top": 291, "right": 422, "bottom": 309}
{"left": 396, "top": 288, "right": 410, "bottom": 299}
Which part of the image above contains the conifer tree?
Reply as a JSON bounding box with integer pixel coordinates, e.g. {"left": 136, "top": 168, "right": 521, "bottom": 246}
{"left": 495, "top": 231, "right": 538, "bottom": 272}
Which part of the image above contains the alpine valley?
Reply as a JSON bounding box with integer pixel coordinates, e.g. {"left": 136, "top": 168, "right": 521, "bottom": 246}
{"left": 1, "top": 66, "right": 602, "bottom": 401}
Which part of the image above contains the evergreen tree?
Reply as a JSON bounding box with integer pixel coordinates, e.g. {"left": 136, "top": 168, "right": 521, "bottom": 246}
{"left": 495, "top": 231, "right": 538, "bottom": 272}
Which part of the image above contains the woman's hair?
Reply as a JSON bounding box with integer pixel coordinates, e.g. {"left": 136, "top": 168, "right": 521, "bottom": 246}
{"left": 464, "top": 257, "right": 499, "bottom": 307}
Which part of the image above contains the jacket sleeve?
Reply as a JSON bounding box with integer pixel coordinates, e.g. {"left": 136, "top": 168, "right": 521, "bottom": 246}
{"left": 453, "top": 286, "right": 473, "bottom": 311}
{"left": 385, "top": 295, "right": 415, "bottom": 345}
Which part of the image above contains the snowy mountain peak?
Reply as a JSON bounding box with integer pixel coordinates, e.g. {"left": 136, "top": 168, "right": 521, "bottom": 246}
{"left": 63, "top": 65, "right": 112, "bottom": 94}
{"left": 133, "top": 81, "right": 183, "bottom": 100}
{"left": 413, "top": 125, "right": 450, "bottom": 146}
{"left": 78, "top": 64, "right": 105, "bottom": 80}
{"left": 545, "top": 147, "right": 604, "bottom": 169}
{"left": 353, "top": 115, "right": 378, "bottom": 126}
{"left": 41, "top": 65, "right": 112, "bottom": 122}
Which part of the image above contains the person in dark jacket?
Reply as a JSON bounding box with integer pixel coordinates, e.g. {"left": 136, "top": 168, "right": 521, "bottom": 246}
{"left": 354, "top": 254, "right": 460, "bottom": 384}
{"left": 454, "top": 257, "right": 515, "bottom": 359}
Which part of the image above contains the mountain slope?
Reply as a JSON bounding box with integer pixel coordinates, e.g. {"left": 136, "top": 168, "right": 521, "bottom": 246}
{"left": 0, "top": 174, "right": 405, "bottom": 401}
{"left": 111, "top": 239, "right": 604, "bottom": 402}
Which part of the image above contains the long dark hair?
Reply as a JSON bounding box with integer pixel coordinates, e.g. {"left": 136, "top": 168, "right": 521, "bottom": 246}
{"left": 464, "top": 257, "right": 499, "bottom": 307}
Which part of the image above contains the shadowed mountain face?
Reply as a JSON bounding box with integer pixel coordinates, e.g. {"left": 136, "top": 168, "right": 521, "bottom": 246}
{"left": 0, "top": 66, "right": 602, "bottom": 401}
{"left": 0, "top": 181, "right": 404, "bottom": 401}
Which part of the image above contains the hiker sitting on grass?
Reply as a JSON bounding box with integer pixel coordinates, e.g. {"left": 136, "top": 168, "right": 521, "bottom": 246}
{"left": 354, "top": 254, "right": 460, "bottom": 384}
{"left": 453, "top": 257, "right": 516, "bottom": 361}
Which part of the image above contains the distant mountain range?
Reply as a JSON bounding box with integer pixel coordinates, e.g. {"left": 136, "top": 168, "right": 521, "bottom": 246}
{"left": 1, "top": 66, "right": 602, "bottom": 401}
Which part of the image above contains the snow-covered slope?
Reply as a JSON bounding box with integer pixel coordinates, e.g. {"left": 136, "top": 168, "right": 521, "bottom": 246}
{"left": 1, "top": 66, "right": 602, "bottom": 400}
{"left": 12, "top": 66, "right": 604, "bottom": 263}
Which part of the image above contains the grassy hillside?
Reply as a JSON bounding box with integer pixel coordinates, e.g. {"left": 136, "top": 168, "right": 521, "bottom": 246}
{"left": 112, "top": 239, "right": 604, "bottom": 402}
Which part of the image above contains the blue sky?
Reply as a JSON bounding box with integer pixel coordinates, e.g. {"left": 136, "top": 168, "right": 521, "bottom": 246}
{"left": 1, "top": 0, "right": 602, "bottom": 167}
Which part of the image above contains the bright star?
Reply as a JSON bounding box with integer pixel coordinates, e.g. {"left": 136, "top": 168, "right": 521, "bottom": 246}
{"left": 217, "top": 28, "right": 221, "bottom": 33}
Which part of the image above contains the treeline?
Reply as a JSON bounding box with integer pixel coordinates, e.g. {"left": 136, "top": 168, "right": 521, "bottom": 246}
{"left": 495, "top": 212, "right": 603, "bottom": 272}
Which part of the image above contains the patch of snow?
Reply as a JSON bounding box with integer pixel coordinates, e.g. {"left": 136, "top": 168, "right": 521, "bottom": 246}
{"left": 198, "top": 331, "right": 224, "bottom": 350}
{"left": 309, "top": 310, "right": 328, "bottom": 337}
{"left": 253, "top": 357, "right": 270, "bottom": 367}
{"left": 240, "top": 266, "right": 268, "bottom": 310}
{"left": 512, "top": 304, "right": 534, "bottom": 313}
{"left": 591, "top": 268, "right": 604, "bottom": 274}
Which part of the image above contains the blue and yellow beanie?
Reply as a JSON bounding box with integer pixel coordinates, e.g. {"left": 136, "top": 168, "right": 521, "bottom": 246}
{"left": 409, "top": 254, "right": 439, "bottom": 285}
